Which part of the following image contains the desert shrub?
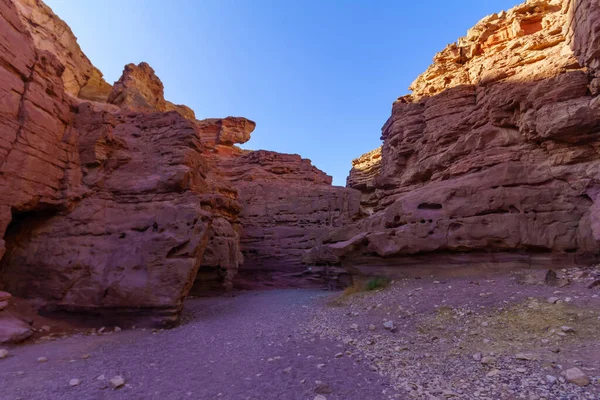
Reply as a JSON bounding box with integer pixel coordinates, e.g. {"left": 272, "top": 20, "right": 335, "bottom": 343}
{"left": 366, "top": 277, "right": 390, "bottom": 291}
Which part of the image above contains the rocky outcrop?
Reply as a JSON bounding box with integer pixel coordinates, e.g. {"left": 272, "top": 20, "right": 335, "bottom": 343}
{"left": 0, "top": 0, "right": 79, "bottom": 266}
{"left": 218, "top": 150, "right": 361, "bottom": 289}
{"left": 0, "top": 0, "right": 247, "bottom": 327}
{"left": 107, "top": 62, "right": 196, "bottom": 120}
{"left": 13, "top": 0, "right": 112, "bottom": 102}
{"left": 0, "top": 0, "right": 358, "bottom": 330}
{"left": 346, "top": 147, "right": 382, "bottom": 215}
{"left": 0, "top": 106, "right": 229, "bottom": 326}
{"left": 314, "top": 0, "right": 600, "bottom": 278}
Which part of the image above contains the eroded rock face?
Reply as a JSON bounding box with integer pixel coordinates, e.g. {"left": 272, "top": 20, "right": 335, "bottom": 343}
{"left": 0, "top": 0, "right": 79, "bottom": 265}
{"left": 346, "top": 147, "right": 382, "bottom": 215}
{"left": 107, "top": 62, "right": 196, "bottom": 120}
{"left": 0, "top": 0, "right": 245, "bottom": 326}
{"left": 1, "top": 0, "right": 352, "bottom": 324}
{"left": 218, "top": 150, "right": 361, "bottom": 289}
{"left": 316, "top": 0, "right": 600, "bottom": 278}
{"left": 1, "top": 107, "right": 231, "bottom": 326}
{"left": 14, "top": 0, "right": 112, "bottom": 102}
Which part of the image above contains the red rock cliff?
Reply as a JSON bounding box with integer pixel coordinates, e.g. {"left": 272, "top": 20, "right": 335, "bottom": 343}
{"left": 313, "top": 0, "right": 600, "bottom": 277}
{"left": 0, "top": 0, "right": 361, "bottom": 332}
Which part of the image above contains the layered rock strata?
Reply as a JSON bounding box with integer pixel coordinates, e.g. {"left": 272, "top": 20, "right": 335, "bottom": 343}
{"left": 0, "top": 0, "right": 247, "bottom": 326}
{"left": 218, "top": 150, "right": 361, "bottom": 289}
{"left": 312, "top": 0, "right": 600, "bottom": 278}
{"left": 13, "top": 0, "right": 112, "bottom": 101}
{"left": 0, "top": 0, "right": 359, "bottom": 331}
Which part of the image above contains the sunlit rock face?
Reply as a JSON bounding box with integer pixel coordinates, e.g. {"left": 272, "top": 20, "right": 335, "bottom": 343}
{"left": 0, "top": 0, "right": 248, "bottom": 326}
{"left": 346, "top": 147, "right": 382, "bottom": 216}
{"left": 13, "top": 0, "right": 112, "bottom": 102}
{"left": 312, "top": 0, "right": 600, "bottom": 278}
{"left": 0, "top": 0, "right": 362, "bottom": 330}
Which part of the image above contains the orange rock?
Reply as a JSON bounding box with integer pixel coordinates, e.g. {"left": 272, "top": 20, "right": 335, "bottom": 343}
{"left": 14, "top": 0, "right": 112, "bottom": 101}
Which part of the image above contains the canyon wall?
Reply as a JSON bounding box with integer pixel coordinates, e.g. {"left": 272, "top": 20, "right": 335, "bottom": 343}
{"left": 313, "top": 0, "right": 600, "bottom": 278}
{"left": 218, "top": 150, "right": 360, "bottom": 289}
{"left": 0, "top": 0, "right": 358, "bottom": 332}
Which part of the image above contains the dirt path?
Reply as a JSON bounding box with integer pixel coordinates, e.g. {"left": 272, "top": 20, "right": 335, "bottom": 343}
{"left": 0, "top": 290, "right": 395, "bottom": 400}
{"left": 1, "top": 268, "right": 599, "bottom": 400}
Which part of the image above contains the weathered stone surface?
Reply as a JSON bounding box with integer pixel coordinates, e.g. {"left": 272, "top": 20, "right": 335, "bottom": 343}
{"left": 0, "top": 0, "right": 245, "bottom": 324}
{"left": 566, "top": 0, "right": 600, "bottom": 80}
{"left": 13, "top": 0, "right": 112, "bottom": 102}
{"left": 0, "top": 313, "right": 32, "bottom": 344}
{"left": 195, "top": 117, "right": 255, "bottom": 147}
{"left": 315, "top": 0, "right": 600, "bottom": 277}
{"left": 107, "top": 62, "right": 195, "bottom": 120}
{"left": 0, "top": 0, "right": 79, "bottom": 266}
{"left": 0, "top": 104, "right": 248, "bottom": 325}
{"left": 218, "top": 150, "right": 361, "bottom": 289}
{"left": 346, "top": 147, "right": 381, "bottom": 215}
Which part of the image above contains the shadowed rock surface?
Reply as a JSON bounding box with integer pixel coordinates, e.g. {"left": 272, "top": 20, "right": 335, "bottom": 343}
{"left": 218, "top": 150, "right": 361, "bottom": 289}
{"left": 0, "top": 0, "right": 359, "bottom": 331}
{"left": 311, "top": 0, "right": 600, "bottom": 278}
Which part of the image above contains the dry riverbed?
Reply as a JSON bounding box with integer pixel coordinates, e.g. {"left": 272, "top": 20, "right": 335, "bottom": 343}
{"left": 0, "top": 267, "right": 599, "bottom": 400}
{"left": 306, "top": 267, "right": 600, "bottom": 399}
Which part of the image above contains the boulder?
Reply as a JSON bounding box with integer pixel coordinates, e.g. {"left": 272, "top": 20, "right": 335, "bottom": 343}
{"left": 0, "top": 314, "right": 32, "bottom": 344}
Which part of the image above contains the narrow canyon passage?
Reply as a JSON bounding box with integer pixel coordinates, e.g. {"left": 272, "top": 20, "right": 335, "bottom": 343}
{"left": 0, "top": 290, "right": 393, "bottom": 400}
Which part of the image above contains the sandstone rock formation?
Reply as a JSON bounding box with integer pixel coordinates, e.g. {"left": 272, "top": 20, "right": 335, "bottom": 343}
{"left": 0, "top": 0, "right": 359, "bottom": 332}
{"left": 312, "top": 0, "right": 600, "bottom": 278}
{"left": 13, "top": 0, "right": 112, "bottom": 102}
{"left": 0, "top": 0, "right": 244, "bottom": 326}
{"left": 346, "top": 146, "right": 382, "bottom": 215}
{"left": 218, "top": 150, "right": 360, "bottom": 289}
{"left": 107, "top": 62, "right": 196, "bottom": 120}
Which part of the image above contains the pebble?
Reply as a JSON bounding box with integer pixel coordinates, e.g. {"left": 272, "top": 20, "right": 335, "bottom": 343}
{"left": 350, "top": 323, "right": 359, "bottom": 330}
{"left": 368, "top": 324, "right": 376, "bottom": 331}
{"left": 516, "top": 367, "right": 527, "bottom": 373}
{"left": 97, "top": 375, "right": 105, "bottom": 381}
{"left": 316, "top": 363, "right": 326, "bottom": 369}
{"left": 110, "top": 376, "right": 125, "bottom": 389}
{"left": 547, "top": 297, "right": 559, "bottom": 304}
{"left": 314, "top": 396, "right": 327, "bottom": 400}
{"left": 383, "top": 320, "right": 394, "bottom": 330}
{"left": 37, "top": 357, "right": 48, "bottom": 363}
{"left": 565, "top": 367, "right": 590, "bottom": 386}
{"left": 561, "top": 326, "right": 575, "bottom": 333}
{"left": 472, "top": 353, "right": 482, "bottom": 361}
{"left": 0, "top": 349, "right": 8, "bottom": 359}
{"left": 114, "top": 326, "right": 122, "bottom": 332}
{"left": 515, "top": 352, "right": 535, "bottom": 361}
{"left": 334, "top": 352, "right": 344, "bottom": 358}
{"left": 68, "top": 378, "right": 81, "bottom": 387}
{"left": 486, "top": 369, "right": 501, "bottom": 377}
{"left": 282, "top": 367, "right": 292, "bottom": 374}
{"left": 546, "top": 375, "right": 557, "bottom": 384}
{"left": 480, "top": 356, "right": 495, "bottom": 365}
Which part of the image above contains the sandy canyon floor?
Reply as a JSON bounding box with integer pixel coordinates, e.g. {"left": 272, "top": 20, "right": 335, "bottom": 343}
{"left": 0, "top": 268, "right": 599, "bottom": 400}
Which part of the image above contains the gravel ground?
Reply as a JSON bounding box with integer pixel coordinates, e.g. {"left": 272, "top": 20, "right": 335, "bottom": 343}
{"left": 0, "top": 290, "right": 395, "bottom": 400}
{"left": 306, "top": 267, "right": 600, "bottom": 400}
{"left": 1, "top": 267, "right": 599, "bottom": 400}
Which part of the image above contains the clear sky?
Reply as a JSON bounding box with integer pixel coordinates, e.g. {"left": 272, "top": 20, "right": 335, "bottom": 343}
{"left": 45, "top": 0, "right": 518, "bottom": 186}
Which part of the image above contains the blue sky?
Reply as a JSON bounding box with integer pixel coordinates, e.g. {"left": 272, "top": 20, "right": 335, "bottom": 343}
{"left": 46, "top": 0, "right": 518, "bottom": 186}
